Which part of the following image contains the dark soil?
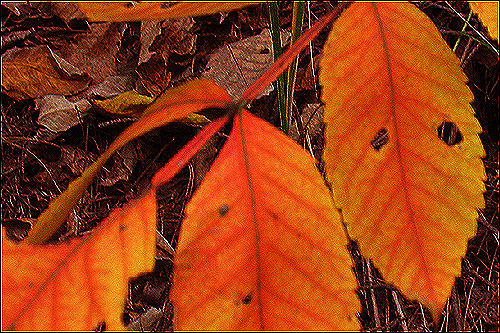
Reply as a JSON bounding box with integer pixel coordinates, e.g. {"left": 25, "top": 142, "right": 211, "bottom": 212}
{"left": 1, "top": 1, "right": 498, "bottom": 332}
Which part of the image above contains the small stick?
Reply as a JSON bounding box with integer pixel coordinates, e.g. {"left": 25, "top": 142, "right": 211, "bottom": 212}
{"left": 392, "top": 290, "right": 408, "bottom": 332}
{"left": 419, "top": 303, "right": 429, "bottom": 331}
{"left": 366, "top": 259, "right": 382, "bottom": 330}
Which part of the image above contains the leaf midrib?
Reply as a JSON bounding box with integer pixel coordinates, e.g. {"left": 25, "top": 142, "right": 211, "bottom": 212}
{"left": 371, "top": 3, "right": 435, "bottom": 295}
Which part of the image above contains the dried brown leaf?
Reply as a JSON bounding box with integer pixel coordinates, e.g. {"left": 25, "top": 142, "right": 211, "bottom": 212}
{"left": 1, "top": 45, "right": 91, "bottom": 100}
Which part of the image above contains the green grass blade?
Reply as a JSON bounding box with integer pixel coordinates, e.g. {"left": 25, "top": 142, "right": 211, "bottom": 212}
{"left": 284, "top": 1, "right": 305, "bottom": 135}
{"left": 268, "top": 1, "right": 288, "bottom": 133}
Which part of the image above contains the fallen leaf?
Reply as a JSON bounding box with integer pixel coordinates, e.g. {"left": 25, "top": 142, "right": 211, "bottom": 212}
{"left": 171, "top": 110, "right": 360, "bottom": 330}
{"left": 1, "top": 189, "right": 157, "bottom": 331}
{"left": 93, "top": 90, "right": 153, "bottom": 117}
{"left": 93, "top": 90, "right": 210, "bottom": 125}
{"left": 202, "top": 29, "right": 290, "bottom": 100}
{"left": 139, "top": 20, "right": 163, "bottom": 64}
{"left": 89, "top": 75, "right": 136, "bottom": 99}
{"left": 57, "top": 22, "right": 122, "bottom": 84}
{"left": 78, "top": 2, "right": 259, "bottom": 22}
{"left": 149, "top": 17, "right": 196, "bottom": 59}
{"left": 1, "top": 45, "right": 91, "bottom": 100}
{"left": 34, "top": 2, "right": 86, "bottom": 23}
{"left": 137, "top": 53, "right": 172, "bottom": 98}
{"left": 36, "top": 95, "right": 91, "bottom": 133}
{"left": 320, "top": 2, "right": 486, "bottom": 319}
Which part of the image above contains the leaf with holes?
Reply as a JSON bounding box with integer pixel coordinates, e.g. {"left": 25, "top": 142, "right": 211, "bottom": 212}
{"left": 2, "top": 113, "right": 230, "bottom": 331}
{"left": 320, "top": 2, "right": 486, "bottom": 319}
{"left": 1, "top": 190, "right": 156, "bottom": 331}
{"left": 170, "top": 110, "right": 360, "bottom": 330}
{"left": 78, "top": 2, "right": 258, "bottom": 22}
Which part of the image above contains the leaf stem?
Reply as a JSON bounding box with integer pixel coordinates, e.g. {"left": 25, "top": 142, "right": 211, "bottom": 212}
{"left": 241, "top": 2, "right": 351, "bottom": 102}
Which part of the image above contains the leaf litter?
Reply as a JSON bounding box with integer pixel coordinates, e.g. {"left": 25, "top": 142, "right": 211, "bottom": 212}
{"left": 0, "top": 1, "right": 498, "bottom": 332}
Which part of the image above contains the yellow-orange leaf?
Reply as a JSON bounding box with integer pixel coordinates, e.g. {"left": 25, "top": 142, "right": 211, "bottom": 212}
{"left": 78, "top": 2, "right": 258, "bottom": 22}
{"left": 2, "top": 189, "right": 157, "bottom": 331}
{"left": 469, "top": 1, "right": 499, "bottom": 40}
{"left": 171, "top": 110, "right": 359, "bottom": 330}
{"left": 26, "top": 79, "right": 231, "bottom": 245}
{"left": 320, "top": 2, "right": 486, "bottom": 319}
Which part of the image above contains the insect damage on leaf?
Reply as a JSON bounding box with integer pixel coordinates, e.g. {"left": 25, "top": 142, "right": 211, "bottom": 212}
{"left": 218, "top": 204, "right": 230, "bottom": 217}
{"left": 242, "top": 293, "right": 252, "bottom": 305}
{"left": 437, "top": 121, "right": 463, "bottom": 146}
{"left": 370, "top": 128, "right": 390, "bottom": 151}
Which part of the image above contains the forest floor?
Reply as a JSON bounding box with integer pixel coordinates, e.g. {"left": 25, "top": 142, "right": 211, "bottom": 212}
{"left": 1, "top": 1, "right": 498, "bottom": 331}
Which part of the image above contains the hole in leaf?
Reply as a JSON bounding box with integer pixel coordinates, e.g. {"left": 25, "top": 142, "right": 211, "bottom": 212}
{"left": 259, "top": 48, "right": 270, "bottom": 54}
{"left": 218, "top": 204, "right": 229, "bottom": 217}
{"left": 371, "top": 128, "right": 389, "bottom": 151}
{"left": 242, "top": 293, "right": 252, "bottom": 304}
{"left": 437, "top": 121, "right": 462, "bottom": 145}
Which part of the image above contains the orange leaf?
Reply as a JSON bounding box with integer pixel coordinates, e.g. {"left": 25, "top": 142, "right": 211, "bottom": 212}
{"left": 78, "top": 2, "right": 259, "bottom": 22}
{"left": 26, "top": 79, "right": 232, "bottom": 245}
{"left": 469, "top": 1, "right": 499, "bottom": 40}
{"left": 171, "top": 110, "right": 359, "bottom": 330}
{"left": 2, "top": 189, "right": 157, "bottom": 331}
{"left": 320, "top": 2, "right": 486, "bottom": 319}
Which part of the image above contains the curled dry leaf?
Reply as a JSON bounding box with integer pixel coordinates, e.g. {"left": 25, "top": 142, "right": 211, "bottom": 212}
{"left": 58, "top": 22, "right": 122, "bottom": 84}
{"left": 137, "top": 54, "right": 172, "bottom": 98}
{"left": 139, "top": 20, "right": 163, "bottom": 65}
{"left": 1, "top": 45, "right": 91, "bottom": 100}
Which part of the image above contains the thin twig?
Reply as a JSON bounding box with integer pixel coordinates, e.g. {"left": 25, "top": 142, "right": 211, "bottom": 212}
{"left": 392, "top": 290, "right": 408, "bottom": 332}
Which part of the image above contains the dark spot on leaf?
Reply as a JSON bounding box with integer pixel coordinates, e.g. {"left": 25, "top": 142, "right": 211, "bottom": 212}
{"left": 124, "top": 2, "right": 136, "bottom": 8}
{"left": 371, "top": 128, "right": 389, "bottom": 151}
{"left": 259, "top": 48, "right": 270, "bottom": 54}
{"left": 120, "top": 224, "right": 128, "bottom": 232}
{"left": 160, "top": 2, "right": 174, "bottom": 9}
{"left": 438, "top": 121, "right": 462, "bottom": 145}
{"left": 218, "top": 204, "right": 229, "bottom": 217}
{"left": 242, "top": 293, "right": 252, "bottom": 304}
